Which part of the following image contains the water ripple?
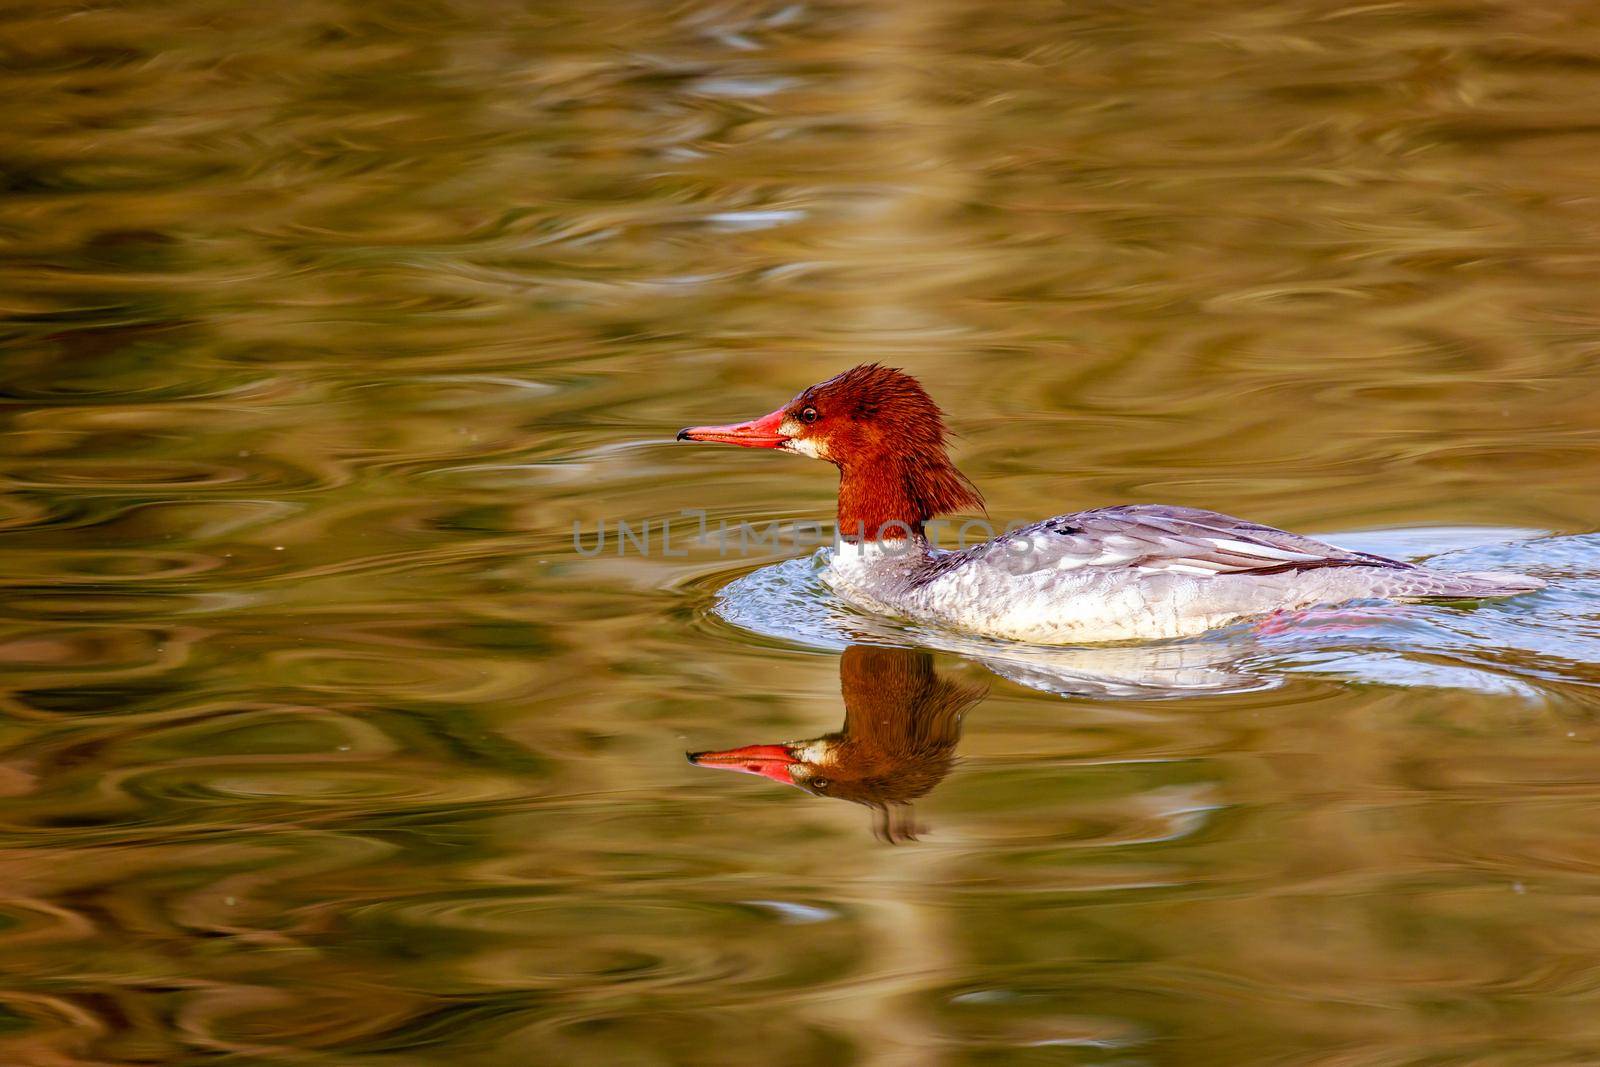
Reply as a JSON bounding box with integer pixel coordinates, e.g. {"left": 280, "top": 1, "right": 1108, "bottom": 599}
{"left": 2, "top": 0, "right": 1600, "bottom": 1062}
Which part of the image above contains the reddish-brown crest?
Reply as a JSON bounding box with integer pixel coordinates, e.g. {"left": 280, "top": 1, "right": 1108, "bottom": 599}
{"left": 791, "top": 364, "right": 984, "bottom": 539}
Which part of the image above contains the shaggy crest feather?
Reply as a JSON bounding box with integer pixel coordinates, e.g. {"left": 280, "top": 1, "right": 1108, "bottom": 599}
{"left": 801, "top": 363, "right": 984, "bottom": 538}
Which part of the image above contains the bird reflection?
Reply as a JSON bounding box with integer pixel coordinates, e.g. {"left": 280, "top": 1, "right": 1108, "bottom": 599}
{"left": 687, "top": 645, "right": 985, "bottom": 842}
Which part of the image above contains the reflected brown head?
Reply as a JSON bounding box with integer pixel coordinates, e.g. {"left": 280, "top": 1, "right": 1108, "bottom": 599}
{"left": 678, "top": 364, "right": 984, "bottom": 540}
{"left": 687, "top": 645, "right": 986, "bottom": 842}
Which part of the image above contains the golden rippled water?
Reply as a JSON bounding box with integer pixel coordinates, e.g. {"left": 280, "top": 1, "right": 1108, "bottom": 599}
{"left": 3, "top": 0, "right": 1600, "bottom": 1064}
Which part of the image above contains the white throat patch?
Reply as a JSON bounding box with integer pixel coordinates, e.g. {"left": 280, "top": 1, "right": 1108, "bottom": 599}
{"left": 779, "top": 417, "right": 827, "bottom": 459}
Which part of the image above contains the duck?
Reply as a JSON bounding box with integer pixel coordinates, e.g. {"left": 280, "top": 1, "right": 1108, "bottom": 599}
{"left": 677, "top": 363, "right": 1545, "bottom": 644}
{"left": 687, "top": 644, "right": 983, "bottom": 841}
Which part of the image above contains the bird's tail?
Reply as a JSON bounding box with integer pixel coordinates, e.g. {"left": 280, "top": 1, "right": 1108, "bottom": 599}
{"left": 1399, "top": 569, "right": 1546, "bottom": 599}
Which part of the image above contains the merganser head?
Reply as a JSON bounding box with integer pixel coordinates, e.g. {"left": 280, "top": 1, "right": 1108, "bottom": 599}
{"left": 677, "top": 364, "right": 983, "bottom": 539}
{"left": 686, "top": 646, "right": 985, "bottom": 841}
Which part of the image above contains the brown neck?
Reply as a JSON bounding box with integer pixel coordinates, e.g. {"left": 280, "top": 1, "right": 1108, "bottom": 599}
{"left": 838, "top": 469, "right": 924, "bottom": 542}
{"left": 836, "top": 452, "right": 980, "bottom": 542}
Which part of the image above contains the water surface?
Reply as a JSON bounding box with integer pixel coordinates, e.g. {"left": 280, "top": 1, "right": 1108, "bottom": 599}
{"left": 3, "top": 0, "right": 1600, "bottom": 1063}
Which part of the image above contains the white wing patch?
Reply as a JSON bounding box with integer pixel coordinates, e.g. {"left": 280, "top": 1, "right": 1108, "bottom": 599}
{"left": 1204, "top": 537, "right": 1322, "bottom": 562}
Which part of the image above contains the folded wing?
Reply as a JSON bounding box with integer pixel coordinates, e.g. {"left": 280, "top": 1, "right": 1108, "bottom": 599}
{"left": 935, "top": 504, "right": 1410, "bottom": 581}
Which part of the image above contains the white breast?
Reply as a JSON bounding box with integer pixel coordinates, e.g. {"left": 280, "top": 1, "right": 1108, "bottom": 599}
{"left": 824, "top": 541, "right": 1315, "bottom": 643}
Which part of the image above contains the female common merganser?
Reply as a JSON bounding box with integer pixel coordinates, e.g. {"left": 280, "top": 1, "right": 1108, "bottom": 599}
{"left": 677, "top": 364, "right": 1545, "bottom": 643}
{"left": 688, "top": 645, "right": 982, "bottom": 841}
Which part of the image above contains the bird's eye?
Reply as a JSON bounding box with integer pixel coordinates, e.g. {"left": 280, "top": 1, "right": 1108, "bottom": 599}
{"left": 810, "top": 777, "right": 830, "bottom": 791}
{"left": 799, "top": 406, "right": 819, "bottom": 424}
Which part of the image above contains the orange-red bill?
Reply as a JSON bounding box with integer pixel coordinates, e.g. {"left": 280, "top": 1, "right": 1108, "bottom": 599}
{"left": 676, "top": 407, "right": 789, "bottom": 448}
{"left": 686, "top": 743, "right": 800, "bottom": 786}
